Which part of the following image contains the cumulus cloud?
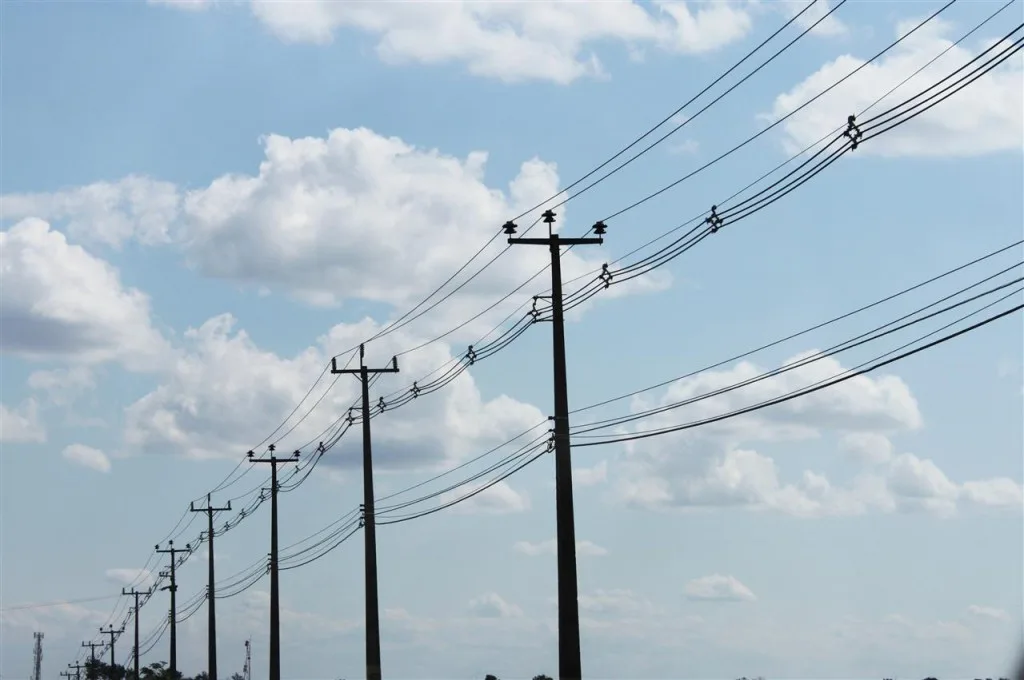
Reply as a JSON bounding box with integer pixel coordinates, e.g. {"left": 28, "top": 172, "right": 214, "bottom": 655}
{"left": 578, "top": 588, "right": 655, "bottom": 616}
{"left": 468, "top": 592, "right": 523, "bottom": 618}
{"left": 0, "top": 218, "right": 172, "bottom": 369}
{"left": 966, "top": 604, "right": 1011, "bottom": 622}
{"left": 441, "top": 480, "right": 531, "bottom": 515}
{"left": 0, "top": 176, "right": 179, "bottom": 249}
{"left": 840, "top": 431, "right": 894, "bottom": 464}
{"left": 573, "top": 460, "right": 608, "bottom": 486}
{"left": 513, "top": 538, "right": 609, "bottom": 557}
{"left": 608, "top": 351, "right": 1022, "bottom": 517}
{"left": 152, "top": 0, "right": 757, "bottom": 83}
{"left": 768, "top": 17, "right": 1023, "bottom": 157}
{"left": 0, "top": 399, "right": 46, "bottom": 443}
{"left": 684, "top": 574, "right": 757, "bottom": 602}
{"left": 28, "top": 366, "right": 97, "bottom": 407}
{"left": 105, "top": 568, "right": 155, "bottom": 588}
{"left": 2, "top": 129, "right": 664, "bottom": 336}
{"left": 119, "top": 313, "right": 544, "bottom": 472}
{"left": 62, "top": 444, "right": 112, "bottom": 473}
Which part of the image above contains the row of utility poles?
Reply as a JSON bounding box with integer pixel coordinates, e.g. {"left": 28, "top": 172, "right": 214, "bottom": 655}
{"left": 80, "top": 210, "right": 603, "bottom": 680}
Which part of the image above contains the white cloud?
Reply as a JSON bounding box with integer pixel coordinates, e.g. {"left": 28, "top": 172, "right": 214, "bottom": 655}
{"left": 1, "top": 176, "right": 179, "bottom": 249}
{"left": 169, "top": 0, "right": 760, "bottom": 84}
{"left": 148, "top": 0, "right": 211, "bottom": 10}
{"left": 62, "top": 443, "right": 112, "bottom": 473}
{"left": 1, "top": 129, "right": 664, "bottom": 337}
{"left": 768, "top": 18, "right": 1023, "bottom": 157}
{"left": 0, "top": 399, "right": 46, "bottom": 443}
{"left": 840, "top": 431, "right": 894, "bottom": 464}
{"left": 684, "top": 574, "right": 757, "bottom": 602}
{"left": 28, "top": 366, "right": 96, "bottom": 407}
{"left": 960, "top": 477, "right": 1024, "bottom": 508}
{"left": 513, "top": 538, "right": 609, "bottom": 557}
{"left": 104, "top": 568, "right": 155, "bottom": 588}
{"left": 0, "top": 600, "right": 107, "bottom": 636}
{"left": 772, "top": 0, "right": 846, "bottom": 38}
{"left": 120, "top": 314, "right": 544, "bottom": 470}
{"left": 468, "top": 592, "right": 523, "bottom": 619}
{"left": 573, "top": 460, "right": 608, "bottom": 486}
{"left": 0, "top": 218, "right": 172, "bottom": 369}
{"left": 578, "top": 588, "right": 655, "bottom": 616}
{"left": 610, "top": 351, "right": 1021, "bottom": 517}
{"left": 966, "top": 604, "right": 1010, "bottom": 622}
{"left": 442, "top": 480, "right": 531, "bottom": 515}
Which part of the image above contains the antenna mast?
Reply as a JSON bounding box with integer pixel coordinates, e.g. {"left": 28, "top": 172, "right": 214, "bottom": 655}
{"left": 243, "top": 639, "right": 251, "bottom": 680}
{"left": 31, "top": 632, "right": 44, "bottom": 680}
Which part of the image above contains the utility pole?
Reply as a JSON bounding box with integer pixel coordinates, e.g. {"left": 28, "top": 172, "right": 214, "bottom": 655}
{"left": 99, "top": 625, "right": 124, "bottom": 669}
{"left": 331, "top": 344, "right": 398, "bottom": 680}
{"left": 505, "top": 210, "right": 605, "bottom": 680}
{"left": 81, "top": 641, "right": 100, "bottom": 679}
{"left": 156, "top": 539, "right": 191, "bottom": 678}
{"left": 68, "top": 663, "right": 84, "bottom": 680}
{"left": 190, "top": 494, "right": 232, "bottom": 680}
{"left": 122, "top": 588, "right": 150, "bottom": 680}
{"left": 248, "top": 445, "right": 299, "bottom": 680}
{"left": 59, "top": 672, "right": 74, "bottom": 680}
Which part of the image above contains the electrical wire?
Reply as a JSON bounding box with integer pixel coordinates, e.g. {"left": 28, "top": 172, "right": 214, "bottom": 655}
{"left": 573, "top": 299, "right": 1023, "bottom": 447}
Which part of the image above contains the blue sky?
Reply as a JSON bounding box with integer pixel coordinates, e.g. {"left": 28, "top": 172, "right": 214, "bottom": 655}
{"left": 1, "top": 0, "right": 1022, "bottom": 678}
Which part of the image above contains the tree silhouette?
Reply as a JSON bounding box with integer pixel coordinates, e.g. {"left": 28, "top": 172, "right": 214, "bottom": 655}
{"left": 532, "top": 676, "right": 554, "bottom": 680}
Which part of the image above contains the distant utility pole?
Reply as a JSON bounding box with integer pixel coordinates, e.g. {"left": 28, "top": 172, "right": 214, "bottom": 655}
{"left": 99, "top": 625, "right": 124, "bottom": 668}
{"left": 190, "top": 494, "right": 232, "bottom": 680}
{"left": 156, "top": 539, "right": 191, "bottom": 678}
{"left": 81, "top": 641, "right": 100, "bottom": 677}
{"left": 331, "top": 343, "right": 399, "bottom": 680}
{"left": 122, "top": 587, "right": 150, "bottom": 680}
{"left": 505, "top": 210, "right": 605, "bottom": 680}
{"left": 67, "top": 663, "right": 84, "bottom": 680}
{"left": 59, "top": 672, "right": 74, "bottom": 680}
{"left": 248, "top": 445, "right": 299, "bottom": 680}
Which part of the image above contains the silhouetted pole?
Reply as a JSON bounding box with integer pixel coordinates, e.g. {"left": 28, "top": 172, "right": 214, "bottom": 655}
{"left": 190, "top": 494, "right": 232, "bottom": 680}
{"left": 248, "top": 445, "right": 299, "bottom": 680}
{"left": 331, "top": 344, "right": 399, "bottom": 680}
{"left": 81, "top": 641, "right": 100, "bottom": 664}
{"left": 505, "top": 210, "right": 606, "bottom": 680}
{"left": 156, "top": 539, "right": 191, "bottom": 678}
{"left": 68, "top": 663, "right": 85, "bottom": 680}
{"left": 122, "top": 587, "right": 149, "bottom": 680}
{"left": 99, "top": 625, "right": 124, "bottom": 668}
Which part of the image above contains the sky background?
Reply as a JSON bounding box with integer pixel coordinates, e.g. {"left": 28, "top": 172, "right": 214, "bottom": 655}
{"left": 1, "top": 0, "right": 1022, "bottom": 678}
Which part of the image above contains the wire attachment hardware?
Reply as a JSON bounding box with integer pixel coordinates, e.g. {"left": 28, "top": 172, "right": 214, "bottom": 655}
{"left": 844, "top": 114, "right": 863, "bottom": 150}
{"left": 467, "top": 345, "right": 478, "bottom": 365}
{"left": 377, "top": 397, "right": 387, "bottom": 413}
{"left": 530, "top": 296, "right": 542, "bottom": 322}
{"left": 411, "top": 381, "right": 421, "bottom": 398}
{"left": 706, "top": 205, "right": 724, "bottom": 233}
{"left": 599, "top": 263, "right": 613, "bottom": 289}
